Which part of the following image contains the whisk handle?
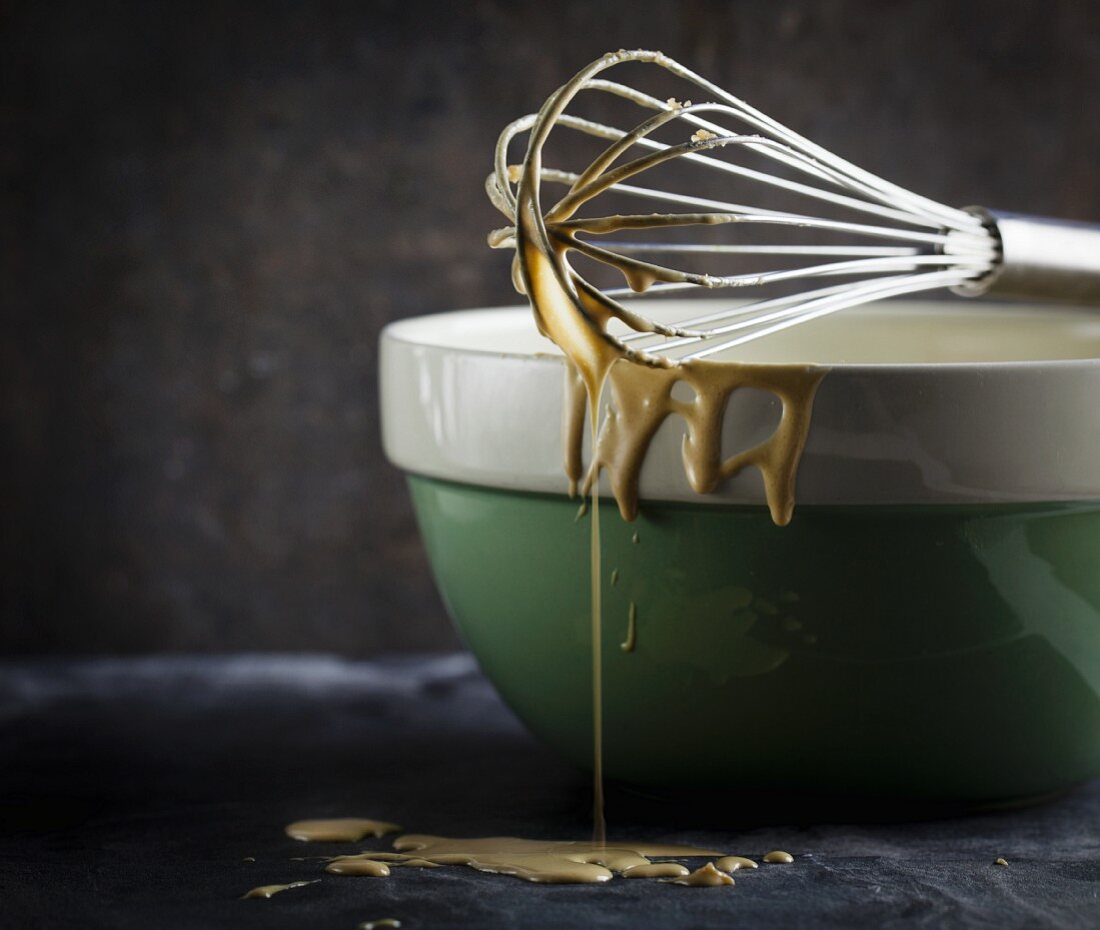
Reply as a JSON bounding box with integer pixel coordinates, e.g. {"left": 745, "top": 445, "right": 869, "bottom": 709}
{"left": 954, "top": 209, "right": 1100, "bottom": 305}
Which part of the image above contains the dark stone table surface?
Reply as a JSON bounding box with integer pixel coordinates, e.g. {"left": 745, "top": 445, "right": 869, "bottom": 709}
{"left": 2, "top": 655, "right": 1098, "bottom": 929}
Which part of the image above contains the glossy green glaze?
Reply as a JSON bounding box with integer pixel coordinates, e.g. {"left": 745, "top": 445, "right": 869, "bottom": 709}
{"left": 408, "top": 475, "right": 1100, "bottom": 803}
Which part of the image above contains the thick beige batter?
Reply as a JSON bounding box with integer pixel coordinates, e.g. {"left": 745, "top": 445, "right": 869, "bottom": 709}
{"left": 241, "top": 880, "right": 319, "bottom": 899}
{"left": 285, "top": 822, "right": 783, "bottom": 888}
{"left": 324, "top": 834, "right": 725, "bottom": 884}
{"left": 513, "top": 122, "right": 825, "bottom": 840}
{"left": 285, "top": 819, "right": 402, "bottom": 842}
{"left": 666, "top": 862, "right": 736, "bottom": 887}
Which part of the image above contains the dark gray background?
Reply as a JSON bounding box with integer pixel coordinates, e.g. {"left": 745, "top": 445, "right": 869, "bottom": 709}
{"left": 4, "top": 0, "right": 1099, "bottom": 655}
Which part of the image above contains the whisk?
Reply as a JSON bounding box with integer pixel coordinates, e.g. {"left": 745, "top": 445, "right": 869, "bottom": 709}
{"left": 487, "top": 49, "right": 1100, "bottom": 364}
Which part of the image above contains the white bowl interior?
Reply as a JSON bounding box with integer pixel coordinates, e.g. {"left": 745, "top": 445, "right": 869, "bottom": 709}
{"left": 387, "top": 299, "right": 1100, "bottom": 365}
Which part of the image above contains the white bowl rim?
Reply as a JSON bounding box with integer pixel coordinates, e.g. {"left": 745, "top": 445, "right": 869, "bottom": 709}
{"left": 381, "top": 301, "right": 1100, "bottom": 507}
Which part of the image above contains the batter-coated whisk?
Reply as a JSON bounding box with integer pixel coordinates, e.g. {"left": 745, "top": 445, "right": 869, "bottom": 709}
{"left": 487, "top": 49, "right": 1100, "bottom": 363}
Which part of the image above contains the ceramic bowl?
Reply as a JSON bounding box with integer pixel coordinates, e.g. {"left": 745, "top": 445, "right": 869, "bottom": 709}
{"left": 381, "top": 300, "right": 1100, "bottom": 804}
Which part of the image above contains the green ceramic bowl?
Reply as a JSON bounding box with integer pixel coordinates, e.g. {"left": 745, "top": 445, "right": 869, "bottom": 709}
{"left": 381, "top": 300, "right": 1100, "bottom": 804}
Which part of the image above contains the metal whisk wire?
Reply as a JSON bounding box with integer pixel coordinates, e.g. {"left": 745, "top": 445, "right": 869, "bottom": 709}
{"left": 487, "top": 50, "right": 1100, "bottom": 362}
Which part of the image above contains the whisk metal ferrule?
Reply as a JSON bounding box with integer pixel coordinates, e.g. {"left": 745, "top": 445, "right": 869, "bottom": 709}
{"left": 954, "top": 209, "right": 1100, "bottom": 304}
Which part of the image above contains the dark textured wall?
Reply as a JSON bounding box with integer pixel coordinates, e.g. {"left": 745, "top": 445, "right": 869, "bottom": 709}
{"left": 3, "top": 0, "right": 1099, "bottom": 655}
